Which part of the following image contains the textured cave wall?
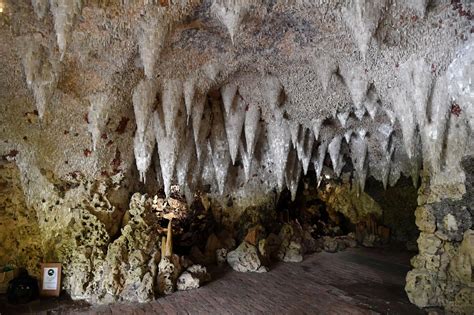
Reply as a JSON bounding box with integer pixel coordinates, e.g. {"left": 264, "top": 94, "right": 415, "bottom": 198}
{"left": 406, "top": 157, "right": 474, "bottom": 313}
{"left": 0, "top": 0, "right": 472, "bottom": 309}
{"left": 0, "top": 160, "right": 43, "bottom": 277}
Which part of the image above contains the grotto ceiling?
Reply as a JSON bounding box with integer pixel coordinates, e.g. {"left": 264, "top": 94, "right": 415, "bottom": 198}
{"left": 0, "top": 0, "right": 473, "bottom": 312}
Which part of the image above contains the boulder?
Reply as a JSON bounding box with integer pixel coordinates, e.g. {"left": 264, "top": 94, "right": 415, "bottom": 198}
{"left": 258, "top": 233, "right": 281, "bottom": 260}
{"left": 323, "top": 237, "right": 339, "bottom": 253}
{"left": 216, "top": 248, "right": 228, "bottom": 266}
{"left": 157, "top": 255, "right": 182, "bottom": 295}
{"left": 177, "top": 265, "right": 211, "bottom": 291}
{"left": 278, "top": 241, "right": 303, "bottom": 262}
{"left": 227, "top": 241, "right": 267, "bottom": 273}
{"left": 277, "top": 223, "right": 304, "bottom": 262}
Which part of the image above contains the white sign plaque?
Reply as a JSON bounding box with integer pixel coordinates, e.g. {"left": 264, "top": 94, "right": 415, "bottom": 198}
{"left": 42, "top": 267, "right": 59, "bottom": 290}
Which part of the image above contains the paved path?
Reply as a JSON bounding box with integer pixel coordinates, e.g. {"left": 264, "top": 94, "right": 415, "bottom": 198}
{"left": 0, "top": 248, "right": 424, "bottom": 314}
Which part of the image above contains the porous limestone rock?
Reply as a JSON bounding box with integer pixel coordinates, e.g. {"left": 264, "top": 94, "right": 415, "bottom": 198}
{"left": 318, "top": 183, "right": 383, "bottom": 225}
{"left": 277, "top": 223, "right": 304, "bottom": 263}
{"left": 227, "top": 241, "right": 267, "bottom": 273}
{"left": 177, "top": 264, "right": 211, "bottom": 291}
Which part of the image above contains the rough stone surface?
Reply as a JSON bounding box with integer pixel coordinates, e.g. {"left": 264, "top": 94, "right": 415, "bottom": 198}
{"left": 0, "top": 0, "right": 473, "bottom": 310}
{"left": 277, "top": 223, "right": 305, "bottom": 263}
{"left": 406, "top": 157, "right": 474, "bottom": 313}
{"left": 227, "top": 241, "right": 267, "bottom": 273}
{"left": 176, "top": 264, "right": 211, "bottom": 291}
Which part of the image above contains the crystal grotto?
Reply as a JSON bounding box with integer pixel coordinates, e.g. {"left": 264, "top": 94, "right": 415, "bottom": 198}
{"left": 0, "top": 0, "right": 472, "bottom": 314}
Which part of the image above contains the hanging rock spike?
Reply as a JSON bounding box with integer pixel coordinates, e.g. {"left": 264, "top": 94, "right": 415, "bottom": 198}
{"left": 341, "top": 0, "right": 387, "bottom": 59}
{"left": 337, "top": 111, "right": 350, "bottom": 128}
{"left": 212, "top": 0, "right": 250, "bottom": 44}
{"left": 21, "top": 35, "right": 57, "bottom": 120}
{"left": 289, "top": 122, "right": 300, "bottom": 149}
{"left": 49, "top": 0, "right": 83, "bottom": 59}
{"left": 192, "top": 92, "right": 207, "bottom": 147}
{"left": 133, "top": 79, "right": 157, "bottom": 142}
{"left": 138, "top": 8, "right": 169, "bottom": 79}
{"left": 313, "top": 141, "right": 328, "bottom": 186}
{"left": 311, "top": 118, "right": 323, "bottom": 141}
{"left": 328, "top": 135, "right": 344, "bottom": 176}
{"left": 87, "top": 93, "right": 110, "bottom": 151}
{"left": 183, "top": 79, "right": 196, "bottom": 124}
{"left": 244, "top": 103, "right": 260, "bottom": 162}
{"left": 221, "top": 83, "right": 238, "bottom": 116}
{"left": 264, "top": 76, "right": 284, "bottom": 111}
{"left": 267, "top": 116, "right": 291, "bottom": 192}
{"left": 209, "top": 97, "right": 231, "bottom": 195}
{"left": 225, "top": 94, "right": 246, "bottom": 165}
{"left": 285, "top": 149, "right": 302, "bottom": 202}
{"left": 134, "top": 117, "right": 156, "bottom": 183}
{"left": 162, "top": 79, "right": 184, "bottom": 137}
{"left": 316, "top": 56, "right": 338, "bottom": 92}
{"left": 344, "top": 130, "right": 353, "bottom": 144}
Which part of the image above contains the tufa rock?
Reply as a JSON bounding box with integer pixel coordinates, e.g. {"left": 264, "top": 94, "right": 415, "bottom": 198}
{"left": 227, "top": 241, "right": 267, "bottom": 273}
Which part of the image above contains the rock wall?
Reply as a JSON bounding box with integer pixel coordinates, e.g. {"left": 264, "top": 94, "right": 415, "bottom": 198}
{"left": 0, "top": 160, "right": 43, "bottom": 277}
{"left": 406, "top": 157, "right": 474, "bottom": 314}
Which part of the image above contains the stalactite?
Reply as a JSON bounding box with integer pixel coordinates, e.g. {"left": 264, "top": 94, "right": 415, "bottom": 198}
{"left": 364, "top": 89, "right": 379, "bottom": 120}
{"left": 340, "top": 65, "right": 369, "bottom": 109}
{"left": 313, "top": 141, "right": 328, "bottom": 186}
{"left": 209, "top": 98, "right": 231, "bottom": 195}
{"left": 49, "top": 0, "right": 83, "bottom": 59}
{"left": 239, "top": 141, "right": 252, "bottom": 183}
{"left": 381, "top": 144, "right": 394, "bottom": 190}
{"left": 221, "top": 83, "right": 238, "bottom": 116}
{"left": 285, "top": 149, "right": 302, "bottom": 202}
{"left": 225, "top": 94, "right": 246, "bottom": 165}
{"left": 21, "top": 36, "right": 56, "bottom": 120}
{"left": 133, "top": 79, "right": 157, "bottom": 142}
{"left": 392, "top": 57, "right": 432, "bottom": 159}
{"left": 384, "top": 108, "right": 396, "bottom": 125}
{"left": 289, "top": 122, "right": 300, "bottom": 149}
{"left": 341, "top": 0, "right": 387, "bottom": 59}
{"left": 311, "top": 118, "right": 323, "bottom": 141}
{"left": 154, "top": 104, "right": 184, "bottom": 197}
{"left": 328, "top": 135, "right": 344, "bottom": 177}
{"left": 264, "top": 76, "right": 284, "bottom": 111}
{"left": 137, "top": 9, "right": 169, "bottom": 79}
{"left": 354, "top": 107, "right": 366, "bottom": 120}
{"left": 296, "top": 127, "right": 314, "bottom": 176}
{"left": 194, "top": 102, "right": 211, "bottom": 162}
{"left": 316, "top": 56, "right": 337, "bottom": 92}
{"left": 350, "top": 130, "right": 368, "bottom": 195}
{"left": 212, "top": 0, "right": 250, "bottom": 43}
{"left": 267, "top": 117, "right": 291, "bottom": 192}
{"left": 176, "top": 128, "right": 195, "bottom": 189}
{"left": 134, "top": 118, "right": 156, "bottom": 183}
{"left": 344, "top": 130, "right": 353, "bottom": 144}
{"left": 244, "top": 104, "right": 260, "bottom": 163}
{"left": 162, "top": 80, "right": 183, "bottom": 137}
{"left": 337, "top": 111, "right": 350, "bottom": 128}
{"left": 183, "top": 79, "right": 195, "bottom": 124}
{"left": 87, "top": 93, "right": 109, "bottom": 151}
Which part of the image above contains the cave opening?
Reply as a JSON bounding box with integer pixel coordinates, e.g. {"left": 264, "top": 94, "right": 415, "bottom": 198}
{"left": 1, "top": 0, "right": 473, "bottom": 314}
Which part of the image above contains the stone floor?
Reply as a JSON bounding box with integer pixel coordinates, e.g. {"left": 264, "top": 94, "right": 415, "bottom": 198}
{"left": 0, "top": 247, "right": 425, "bottom": 314}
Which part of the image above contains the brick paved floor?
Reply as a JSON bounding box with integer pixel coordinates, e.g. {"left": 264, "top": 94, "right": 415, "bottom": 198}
{"left": 0, "top": 247, "right": 424, "bottom": 314}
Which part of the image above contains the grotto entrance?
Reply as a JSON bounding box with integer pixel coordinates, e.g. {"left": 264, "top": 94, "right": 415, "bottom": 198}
{"left": 274, "top": 169, "right": 420, "bottom": 256}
